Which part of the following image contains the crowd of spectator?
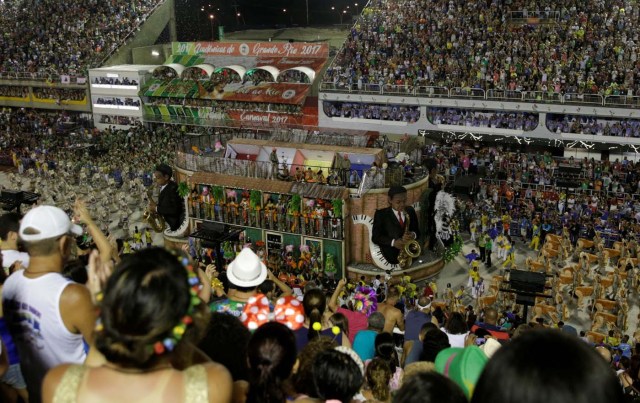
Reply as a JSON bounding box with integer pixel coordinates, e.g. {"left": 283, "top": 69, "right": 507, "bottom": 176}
{"left": 95, "top": 97, "right": 141, "bottom": 107}
{"left": 325, "top": 0, "right": 640, "bottom": 98}
{"left": 547, "top": 114, "right": 640, "bottom": 137}
{"left": 92, "top": 76, "right": 138, "bottom": 86}
{"left": 98, "top": 114, "right": 142, "bottom": 126}
{"left": 0, "top": 212, "right": 627, "bottom": 402}
{"left": 435, "top": 140, "right": 640, "bottom": 248}
{"left": 323, "top": 101, "right": 420, "bottom": 122}
{"left": 155, "top": 67, "right": 313, "bottom": 87}
{"left": 428, "top": 108, "right": 538, "bottom": 131}
{"left": 0, "top": 0, "right": 163, "bottom": 76}
{"left": 277, "top": 69, "right": 311, "bottom": 84}
{"left": 33, "top": 88, "right": 86, "bottom": 102}
{"left": 0, "top": 86, "right": 28, "bottom": 98}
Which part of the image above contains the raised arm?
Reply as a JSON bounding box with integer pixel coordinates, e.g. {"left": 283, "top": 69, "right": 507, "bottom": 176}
{"left": 74, "top": 199, "right": 113, "bottom": 264}
{"left": 329, "top": 278, "right": 347, "bottom": 313}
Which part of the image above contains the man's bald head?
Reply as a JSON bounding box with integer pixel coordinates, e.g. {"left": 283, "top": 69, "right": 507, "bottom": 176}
{"left": 484, "top": 307, "right": 499, "bottom": 325}
{"left": 595, "top": 345, "right": 612, "bottom": 364}
{"left": 417, "top": 297, "right": 431, "bottom": 310}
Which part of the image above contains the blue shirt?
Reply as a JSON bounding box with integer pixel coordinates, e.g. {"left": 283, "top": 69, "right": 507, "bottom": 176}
{"left": 353, "top": 330, "right": 378, "bottom": 361}
{"left": 405, "top": 310, "right": 432, "bottom": 342}
{"left": 618, "top": 342, "right": 632, "bottom": 358}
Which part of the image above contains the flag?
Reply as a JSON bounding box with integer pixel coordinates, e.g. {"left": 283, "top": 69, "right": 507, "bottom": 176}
{"left": 77, "top": 77, "right": 86, "bottom": 84}
{"left": 60, "top": 75, "right": 70, "bottom": 84}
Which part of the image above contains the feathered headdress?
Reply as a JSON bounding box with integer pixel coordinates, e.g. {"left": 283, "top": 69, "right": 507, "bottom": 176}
{"left": 353, "top": 285, "right": 378, "bottom": 317}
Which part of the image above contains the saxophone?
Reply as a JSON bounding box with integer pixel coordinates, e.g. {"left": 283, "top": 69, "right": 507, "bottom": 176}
{"left": 397, "top": 212, "right": 421, "bottom": 269}
{"left": 143, "top": 187, "right": 166, "bottom": 233}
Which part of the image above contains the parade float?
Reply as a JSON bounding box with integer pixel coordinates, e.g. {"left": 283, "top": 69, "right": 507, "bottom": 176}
{"left": 171, "top": 133, "right": 450, "bottom": 282}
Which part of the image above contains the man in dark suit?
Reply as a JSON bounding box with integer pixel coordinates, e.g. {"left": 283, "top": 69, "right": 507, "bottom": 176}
{"left": 149, "top": 164, "right": 183, "bottom": 231}
{"left": 372, "top": 186, "right": 421, "bottom": 265}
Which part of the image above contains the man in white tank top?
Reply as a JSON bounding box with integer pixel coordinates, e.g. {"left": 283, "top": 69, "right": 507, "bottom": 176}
{"left": 2, "top": 206, "right": 96, "bottom": 403}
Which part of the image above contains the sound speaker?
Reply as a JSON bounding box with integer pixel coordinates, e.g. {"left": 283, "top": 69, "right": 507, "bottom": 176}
{"left": 201, "top": 221, "right": 226, "bottom": 233}
{"left": 1, "top": 190, "right": 23, "bottom": 202}
{"left": 509, "top": 270, "right": 546, "bottom": 293}
{"left": 516, "top": 294, "right": 536, "bottom": 306}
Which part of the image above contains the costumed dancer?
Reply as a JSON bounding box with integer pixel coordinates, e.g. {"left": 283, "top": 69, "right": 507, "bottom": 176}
{"left": 530, "top": 221, "right": 541, "bottom": 251}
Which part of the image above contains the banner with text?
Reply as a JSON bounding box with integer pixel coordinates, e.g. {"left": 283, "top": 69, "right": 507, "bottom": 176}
{"left": 167, "top": 41, "right": 329, "bottom": 73}
{"left": 143, "top": 79, "right": 310, "bottom": 105}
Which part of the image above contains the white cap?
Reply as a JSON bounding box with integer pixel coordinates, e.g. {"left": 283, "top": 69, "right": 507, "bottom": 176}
{"left": 19, "top": 206, "right": 83, "bottom": 242}
{"left": 226, "top": 248, "right": 268, "bottom": 288}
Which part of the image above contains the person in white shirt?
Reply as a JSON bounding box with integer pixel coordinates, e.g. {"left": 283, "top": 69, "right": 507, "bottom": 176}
{"left": 2, "top": 206, "right": 97, "bottom": 403}
{"left": 0, "top": 213, "right": 30, "bottom": 274}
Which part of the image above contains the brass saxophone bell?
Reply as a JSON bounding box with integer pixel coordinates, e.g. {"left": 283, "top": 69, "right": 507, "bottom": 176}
{"left": 397, "top": 212, "right": 421, "bottom": 269}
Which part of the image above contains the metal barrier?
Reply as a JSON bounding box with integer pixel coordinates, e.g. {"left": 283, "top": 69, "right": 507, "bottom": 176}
{"left": 487, "top": 89, "right": 524, "bottom": 102}
{"left": 416, "top": 86, "right": 449, "bottom": 98}
{"left": 320, "top": 82, "right": 640, "bottom": 109}
{"left": 564, "top": 93, "right": 603, "bottom": 105}
{"left": 450, "top": 87, "right": 485, "bottom": 99}
{"left": 604, "top": 95, "right": 640, "bottom": 108}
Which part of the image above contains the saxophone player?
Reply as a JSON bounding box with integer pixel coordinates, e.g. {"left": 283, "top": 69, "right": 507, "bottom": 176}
{"left": 372, "top": 186, "right": 421, "bottom": 266}
{"left": 148, "top": 164, "right": 183, "bottom": 231}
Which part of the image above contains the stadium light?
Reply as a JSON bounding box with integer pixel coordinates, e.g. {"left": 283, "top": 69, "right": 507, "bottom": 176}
{"left": 209, "top": 14, "right": 215, "bottom": 40}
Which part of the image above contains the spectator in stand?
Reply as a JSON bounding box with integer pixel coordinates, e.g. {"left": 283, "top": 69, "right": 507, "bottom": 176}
{"left": 325, "top": 0, "right": 640, "bottom": 97}
{"left": 329, "top": 278, "right": 369, "bottom": 344}
{"left": 0, "top": 213, "right": 29, "bottom": 273}
{"left": 370, "top": 332, "right": 403, "bottom": 392}
{"left": 395, "top": 371, "right": 467, "bottom": 403}
{"left": 197, "top": 312, "right": 251, "bottom": 382}
{"left": 361, "top": 357, "right": 392, "bottom": 403}
{"left": 352, "top": 312, "right": 385, "bottom": 361}
{"left": 243, "top": 322, "right": 297, "bottom": 403}
{"left": 295, "top": 288, "right": 350, "bottom": 350}
{"left": 296, "top": 349, "right": 364, "bottom": 403}
{"left": 42, "top": 247, "right": 232, "bottom": 403}
{"left": 2, "top": 206, "right": 95, "bottom": 403}
{"left": 472, "top": 330, "right": 624, "bottom": 403}
{"left": 471, "top": 307, "right": 510, "bottom": 341}
{"left": 323, "top": 101, "right": 420, "bottom": 123}
{"left": 0, "top": 0, "right": 162, "bottom": 76}
{"left": 377, "top": 286, "right": 405, "bottom": 333}
{"left": 403, "top": 297, "right": 434, "bottom": 363}
{"left": 291, "top": 337, "right": 338, "bottom": 400}
{"left": 428, "top": 108, "right": 538, "bottom": 131}
{"left": 441, "top": 312, "right": 469, "bottom": 348}
{"left": 210, "top": 248, "right": 267, "bottom": 317}
{"left": 0, "top": 258, "right": 28, "bottom": 403}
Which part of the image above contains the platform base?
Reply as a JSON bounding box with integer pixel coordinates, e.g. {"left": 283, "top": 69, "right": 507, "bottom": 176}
{"left": 347, "top": 251, "right": 444, "bottom": 283}
{"left": 163, "top": 235, "right": 188, "bottom": 250}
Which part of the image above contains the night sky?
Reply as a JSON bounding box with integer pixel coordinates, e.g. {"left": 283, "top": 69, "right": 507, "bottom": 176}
{"left": 175, "top": 0, "right": 361, "bottom": 41}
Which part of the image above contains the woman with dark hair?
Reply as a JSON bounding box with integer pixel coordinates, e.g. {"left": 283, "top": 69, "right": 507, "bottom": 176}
{"left": 419, "top": 328, "right": 451, "bottom": 363}
{"left": 329, "top": 312, "right": 350, "bottom": 341}
{"left": 294, "top": 289, "right": 349, "bottom": 350}
{"left": 198, "top": 312, "right": 251, "bottom": 382}
{"left": 471, "top": 329, "right": 624, "bottom": 403}
{"left": 371, "top": 332, "right": 403, "bottom": 392}
{"left": 394, "top": 371, "right": 467, "bottom": 403}
{"left": 441, "top": 312, "right": 469, "bottom": 348}
{"left": 297, "top": 349, "right": 363, "bottom": 403}
{"left": 292, "top": 337, "right": 338, "bottom": 398}
{"left": 432, "top": 306, "right": 445, "bottom": 327}
{"left": 42, "top": 248, "right": 232, "bottom": 403}
{"left": 246, "top": 322, "right": 297, "bottom": 403}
